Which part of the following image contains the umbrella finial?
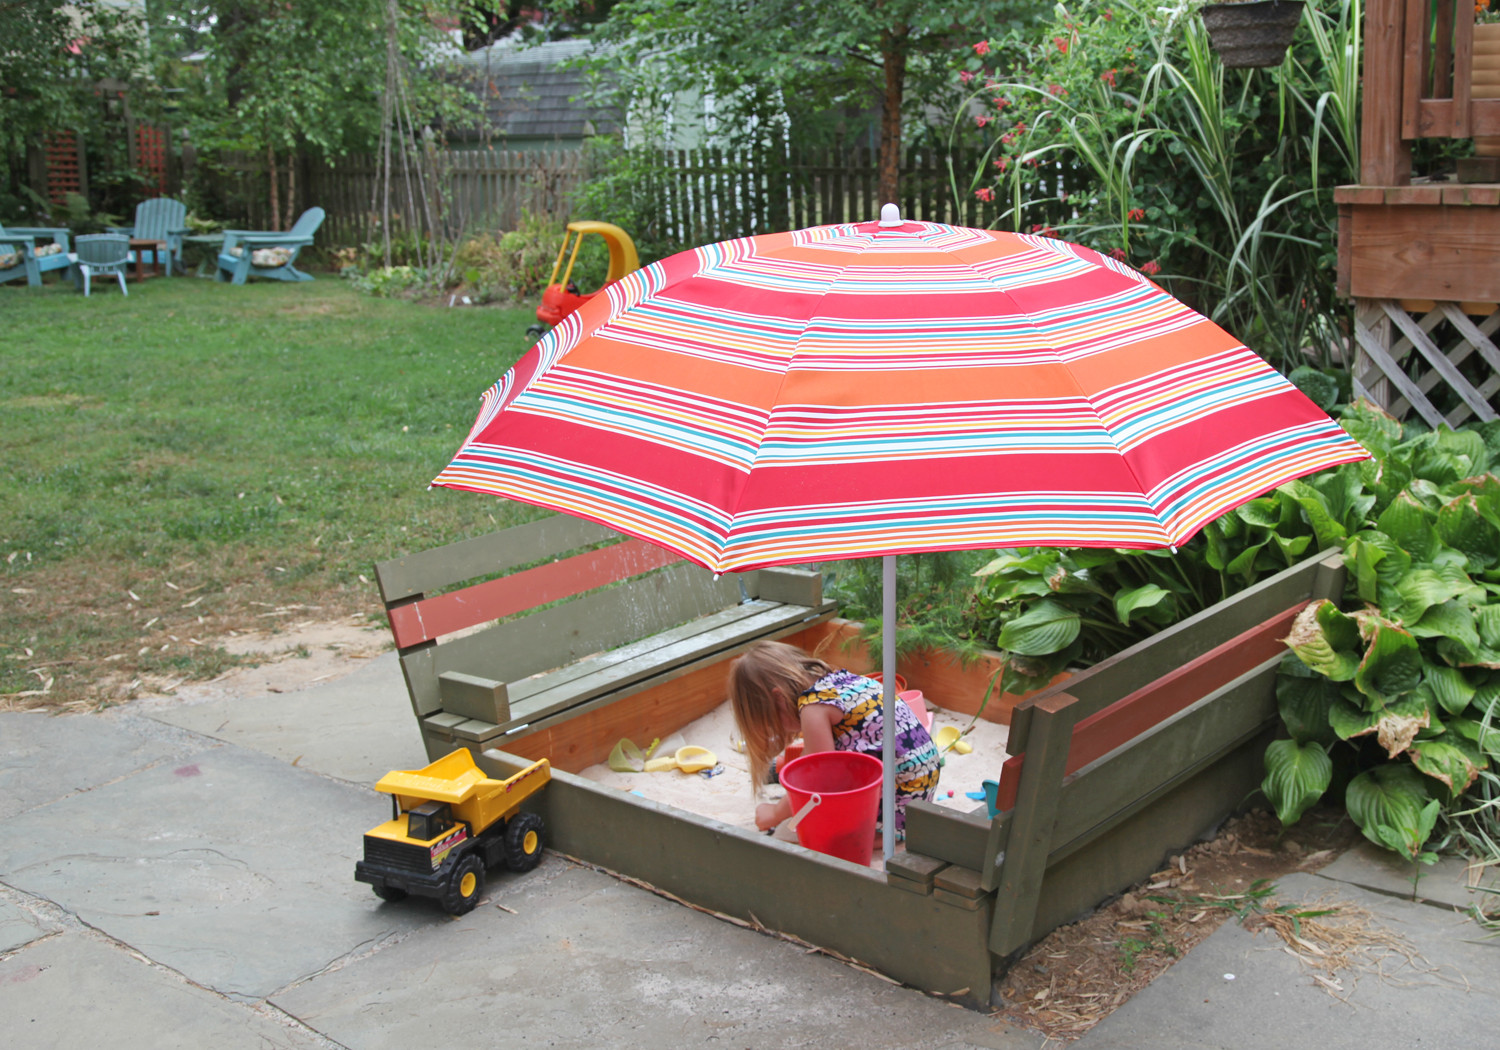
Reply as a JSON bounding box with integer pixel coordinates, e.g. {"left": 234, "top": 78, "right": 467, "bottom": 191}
{"left": 878, "top": 203, "right": 902, "bottom": 227}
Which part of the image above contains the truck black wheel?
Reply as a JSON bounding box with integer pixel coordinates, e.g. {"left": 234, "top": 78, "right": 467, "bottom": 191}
{"left": 372, "top": 884, "right": 408, "bottom": 903}
{"left": 441, "top": 854, "right": 485, "bottom": 915}
{"left": 504, "top": 812, "right": 546, "bottom": 872}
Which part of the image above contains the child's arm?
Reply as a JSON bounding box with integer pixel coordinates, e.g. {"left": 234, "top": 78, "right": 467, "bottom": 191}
{"left": 755, "top": 705, "right": 841, "bottom": 831}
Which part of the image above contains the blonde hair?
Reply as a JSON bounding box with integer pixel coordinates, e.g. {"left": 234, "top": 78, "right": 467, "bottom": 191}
{"left": 728, "top": 641, "right": 832, "bottom": 792}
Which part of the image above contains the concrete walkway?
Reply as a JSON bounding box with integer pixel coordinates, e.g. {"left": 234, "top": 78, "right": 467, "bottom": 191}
{"left": 2, "top": 653, "right": 1495, "bottom": 1049}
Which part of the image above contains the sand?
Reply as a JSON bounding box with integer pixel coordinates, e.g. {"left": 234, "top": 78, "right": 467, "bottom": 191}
{"left": 578, "top": 695, "right": 1013, "bottom": 866}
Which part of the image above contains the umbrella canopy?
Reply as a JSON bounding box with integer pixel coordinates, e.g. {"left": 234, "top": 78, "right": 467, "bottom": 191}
{"left": 434, "top": 213, "right": 1370, "bottom": 862}
{"left": 435, "top": 218, "right": 1367, "bottom": 572}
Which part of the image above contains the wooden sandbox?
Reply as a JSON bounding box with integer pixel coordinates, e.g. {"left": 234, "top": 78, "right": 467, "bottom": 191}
{"left": 376, "top": 518, "right": 1345, "bottom": 1007}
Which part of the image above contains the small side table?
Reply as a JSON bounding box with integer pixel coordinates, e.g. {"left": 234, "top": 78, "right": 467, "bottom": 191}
{"left": 182, "top": 233, "right": 226, "bottom": 278}
{"left": 128, "top": 238, "right": 165, "bottom": 281}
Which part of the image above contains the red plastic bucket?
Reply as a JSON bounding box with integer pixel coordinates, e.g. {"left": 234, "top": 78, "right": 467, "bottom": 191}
{"left": 779, "top": 751, "right": 883, "bottom": 865}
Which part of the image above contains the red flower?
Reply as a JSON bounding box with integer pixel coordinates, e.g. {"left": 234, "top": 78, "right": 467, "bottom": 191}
{"left": 995, "top": 157, "right": 1010, "bottom": 173}
{"left": 1030, "top": 224, "right": 1055, "bottom": 237}
{"left": 1109, "top": 247, "right": 1128, "bottom": 261}
{"left": 973, "top": 40, "right": 991, "bottom": 56}
{"left": 975, "top": 115, "right": 990, "bottom": 127}
{"left": 959, "top": 70, "right": 976, "bottom": 84}
{"left": 995, "top": 96, "right": 1010, "bottom": 109}
{"left": 975, "top": 187, "right": 995, "bottom": 202}
{"left": 1128, "top": 207, "right": 1145, "bottom": 221}
{"left": 1101, "top": 68, "right": 1117, "bottom": 88}
{"left": 1141, "top": 260, "right": 1162, "bottom": 275}
{"left": 1104, "top": 8, "right": 1115, "bottom": 20}
{"left": 1000, "top": 133, "right": 1014, "bottom": 145}
{"left": 1047, "top": 83, "right": 1066, "bottom": 97}
{"left": 1053, "top": 36, "right": 1070, "bottom": 54}
{"left": 1014, "top": 121, "right": 1028, "bottom": 133}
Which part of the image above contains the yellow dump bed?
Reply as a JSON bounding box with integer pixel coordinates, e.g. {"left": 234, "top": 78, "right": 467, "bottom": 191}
{"left": 376, "top": 749, "right": 550, "bottom": 833}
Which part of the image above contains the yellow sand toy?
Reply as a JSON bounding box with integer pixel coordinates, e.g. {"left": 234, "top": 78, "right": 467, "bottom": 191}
{"left": 529, "top": 220, "right": 639, "bottom": 337}
{"left": 354, "top": 748, "right": 550, "bottom": 915}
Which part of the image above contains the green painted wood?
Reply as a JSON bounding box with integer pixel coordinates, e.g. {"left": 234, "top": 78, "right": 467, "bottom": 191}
{"left": 502, "top": 603, "right": 831, "bottom": 729}
{"left": 1011, "top": 549, "right": 1341, "bottom": 728}
{"left": 933, "top": 864, "right": 985, "bottom": 899}
{"left": 437, "top": 671, "right": 510, "bottom": 724}
{"left": 487, "top": 611, "right": 836, "bottom": 742}
{"left": 478, "top": 751, "right": 997, "bottom": 1004}
{"left": 989, "top": 694, "right": 1079, "bottom": 957}
{"left": 753, "top": 567, "right": 823, "bottom": 607}
{"left": 503, "top": 599, "right": 825, "bottom": 704}
{"left": 414, "top": 561, "right": 745, "bottom": 694}
{"left": 885, "top": 851, "right": 947, "bottom": 886}
{"left": 1048, "top": 657, "right": 1281, "bottom": 856}
{"left": 374, "top": 514, "right": 620, "bottom": 602}
{"left": 1024, "top": 729, "right": 1273, "bottom": 946}
{"left": 903, "top": 800, "right": 994, "bottom": 871}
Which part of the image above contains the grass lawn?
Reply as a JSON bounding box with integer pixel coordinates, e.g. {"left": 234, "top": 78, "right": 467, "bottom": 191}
{"left": 2, "top": 275, "right": 546, "bottom": 708}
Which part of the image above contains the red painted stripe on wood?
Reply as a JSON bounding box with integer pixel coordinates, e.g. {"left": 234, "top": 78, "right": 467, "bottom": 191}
{"left": 388, "top": 537, "right": 680, "bottom": 649}
{"left": 990, "top": 605, "right": 1301, "bottom": 815}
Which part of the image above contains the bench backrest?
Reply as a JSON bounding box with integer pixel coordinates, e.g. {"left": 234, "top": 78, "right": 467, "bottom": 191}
{"left": 375, "top": 515, "right": 748, "bottom": 718}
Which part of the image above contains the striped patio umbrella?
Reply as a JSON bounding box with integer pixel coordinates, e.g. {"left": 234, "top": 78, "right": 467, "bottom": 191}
{"left": 433, "top": 210, "right": 1369, "bottom": 859}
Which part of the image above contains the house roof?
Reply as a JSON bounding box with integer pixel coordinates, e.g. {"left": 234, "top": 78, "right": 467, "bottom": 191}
{"left": 456, "top": 38, "right": 621, "bottom": 142}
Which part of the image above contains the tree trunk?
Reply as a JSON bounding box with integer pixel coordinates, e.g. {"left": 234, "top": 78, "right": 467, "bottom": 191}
{"left": 267, "top": 144, "right": 280, "bottom": 231}
{"left": 287, "top": 150, "right": 296, "bottom": 230}
{"left": 878, "top": 25, "right": 909, "bottom": 207}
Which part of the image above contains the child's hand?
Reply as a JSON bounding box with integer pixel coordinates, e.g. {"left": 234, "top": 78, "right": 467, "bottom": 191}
{"left": 755, "top": 802, "right": 781, "bottom": 831}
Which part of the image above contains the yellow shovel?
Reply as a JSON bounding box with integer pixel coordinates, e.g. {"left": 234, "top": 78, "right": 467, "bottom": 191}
{"left": 644, "top": 745, "right": 719, "bottom": 773}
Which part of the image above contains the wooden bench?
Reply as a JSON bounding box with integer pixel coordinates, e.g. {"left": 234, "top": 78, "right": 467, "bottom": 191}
{"left": 375, "top": 514, "right": 836, "bottom": 765}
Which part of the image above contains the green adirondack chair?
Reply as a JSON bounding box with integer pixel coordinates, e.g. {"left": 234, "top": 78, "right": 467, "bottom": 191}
{"left": 215, "top": 207, "right": 325, "bottom": 285}
{"left": 0, "top": 223, "right": 72, "bottom": 287}
{"left": 68, "top": 234, "right": 131, "bottom": 297}
{"left": 109, "top": 197, "right": 189, "bottom": 276}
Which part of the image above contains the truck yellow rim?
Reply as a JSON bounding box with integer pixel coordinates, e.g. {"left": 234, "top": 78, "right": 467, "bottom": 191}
{"left": 524, "top": 829, "right": 539, "bottom": 855}
{"left": 459, "top": 870, "right": 478, "bottom": 898}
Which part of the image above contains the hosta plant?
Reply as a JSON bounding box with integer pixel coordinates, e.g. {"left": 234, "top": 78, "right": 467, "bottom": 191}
{"left": 1264, "top": 408, "right": 1500, "bottom": 859}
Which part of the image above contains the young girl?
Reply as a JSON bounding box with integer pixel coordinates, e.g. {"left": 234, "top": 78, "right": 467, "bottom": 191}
{"left": 727, "top": 640, "right": 940, "bottom": 838}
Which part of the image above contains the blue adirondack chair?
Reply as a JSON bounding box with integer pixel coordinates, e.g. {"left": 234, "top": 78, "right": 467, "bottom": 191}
{"left": 68, "top": 234, "right": 131, "bottom": 297}
{"left": 215, "top": 207, "right": 325, "bottom": 285}
{"left": 0, "top": 223, "right": 72, "bottom": 287}
{"left": 109, "top": 197, "right": 189, "bottom": 276}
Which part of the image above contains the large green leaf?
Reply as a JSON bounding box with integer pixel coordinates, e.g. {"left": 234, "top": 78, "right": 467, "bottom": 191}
{"left": 1276, "top": 660, "right": 1340, "bottom": 746}
{"left": 1328, "top": 694, "right": 1382, "bottom": 739}
{"left": 1409, "top": 736, "right": 1487, "bottom": 793}
{"left": 1344, "top": 764, "right": 1439, "bottom": 858}
{"left": 1281, "top": 479, "right": 1348, "bottom": 549}
{"left": 1375, "top": 492, "right": 1438, "bottom": 563}
{"left": 1261, "top": 739, "right": 1332, "bottom": 826}
{"left": 1445, "top": 714, "right": 1500, "bottom": 758}
{"left": 1285, "top": 599, "right": 1362, "bottom": 681}
{"left": 996, "top": 599, "right": 1081, "bottom": 656}
{"left": 1423, "top": 664, "right": 1478, "bottom": 716}
{"left": 1393, "top": 566, "right": 1484, "bottom": 624}
{"left": 1436, "top": 493, "right": 1500, "bottom": 572}
{"left": 1114, "top": 583, "right": 1171, "bottom": 626}
{"left": 1344, "top": 534, "right": 1387, "bottom": 606}
{"left": 1409, "top": 601, "right": 1481, "bottom": 651}
{"left": 1353, "top": 620, "right": 1423, "bottom": 704}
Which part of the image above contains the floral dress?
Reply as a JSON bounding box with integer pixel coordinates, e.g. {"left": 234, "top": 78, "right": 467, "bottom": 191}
{"left": 796, "top": 669, "right": 941, "bottom": 835}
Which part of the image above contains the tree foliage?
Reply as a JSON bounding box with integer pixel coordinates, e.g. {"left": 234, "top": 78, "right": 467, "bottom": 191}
{"left": 567, "top": 0, "right": 1046, "bottom": 201}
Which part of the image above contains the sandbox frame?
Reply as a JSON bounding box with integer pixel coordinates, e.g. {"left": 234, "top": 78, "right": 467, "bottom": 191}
{"left": 380, "top": 524, "right": 1344, "bottom": 1007}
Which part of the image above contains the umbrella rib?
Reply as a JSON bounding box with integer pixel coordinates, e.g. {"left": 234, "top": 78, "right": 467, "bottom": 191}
{"left": 931, "top": 236, "right": 1177, "bottom": 548}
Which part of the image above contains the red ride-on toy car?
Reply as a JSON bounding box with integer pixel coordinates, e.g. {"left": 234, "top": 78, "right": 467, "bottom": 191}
{"left": 527, "top": 220, "right": 639, "bottom": 339}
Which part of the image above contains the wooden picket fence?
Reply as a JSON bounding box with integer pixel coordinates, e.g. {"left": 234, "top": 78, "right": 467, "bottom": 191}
{"left": 212, "top": 145, "right": 1081, "bottom": 251}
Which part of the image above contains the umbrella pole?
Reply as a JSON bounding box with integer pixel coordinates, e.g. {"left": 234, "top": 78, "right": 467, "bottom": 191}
{"left": 882, "top": 555, "right": 896, "bottom": 862}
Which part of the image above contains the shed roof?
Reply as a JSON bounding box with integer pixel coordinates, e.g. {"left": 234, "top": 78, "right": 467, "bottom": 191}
{"left": 456, "top": 38, "right": 621, "bottom": 142}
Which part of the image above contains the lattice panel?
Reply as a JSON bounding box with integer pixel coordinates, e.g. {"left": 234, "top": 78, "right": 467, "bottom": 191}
{"left": 1353, "top": 298, "right": 1500, "bottom": 428}
{"left": 135, "top": 124, "right": 167, "bottom": 196}
{"left": 44, "top": 131, "right": 80, "bottom": 206}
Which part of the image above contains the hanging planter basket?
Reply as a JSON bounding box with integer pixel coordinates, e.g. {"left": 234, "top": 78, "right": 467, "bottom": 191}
{"left": 1199, "top": 0, "right": 1306, "bottom": 68}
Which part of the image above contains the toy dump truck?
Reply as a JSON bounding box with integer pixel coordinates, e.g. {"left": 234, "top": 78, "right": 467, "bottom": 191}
{"left": 355, "top": 749, "right": 550, "bottom": 915}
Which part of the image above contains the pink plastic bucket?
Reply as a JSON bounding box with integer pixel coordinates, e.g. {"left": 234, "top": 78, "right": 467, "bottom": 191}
{"left": 779, "top": 751, "right": 883, "bottom": 866}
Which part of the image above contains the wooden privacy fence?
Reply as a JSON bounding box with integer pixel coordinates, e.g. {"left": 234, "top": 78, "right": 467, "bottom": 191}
{"left": 213, "top": 145, "right": 1078, "bottom": 250}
